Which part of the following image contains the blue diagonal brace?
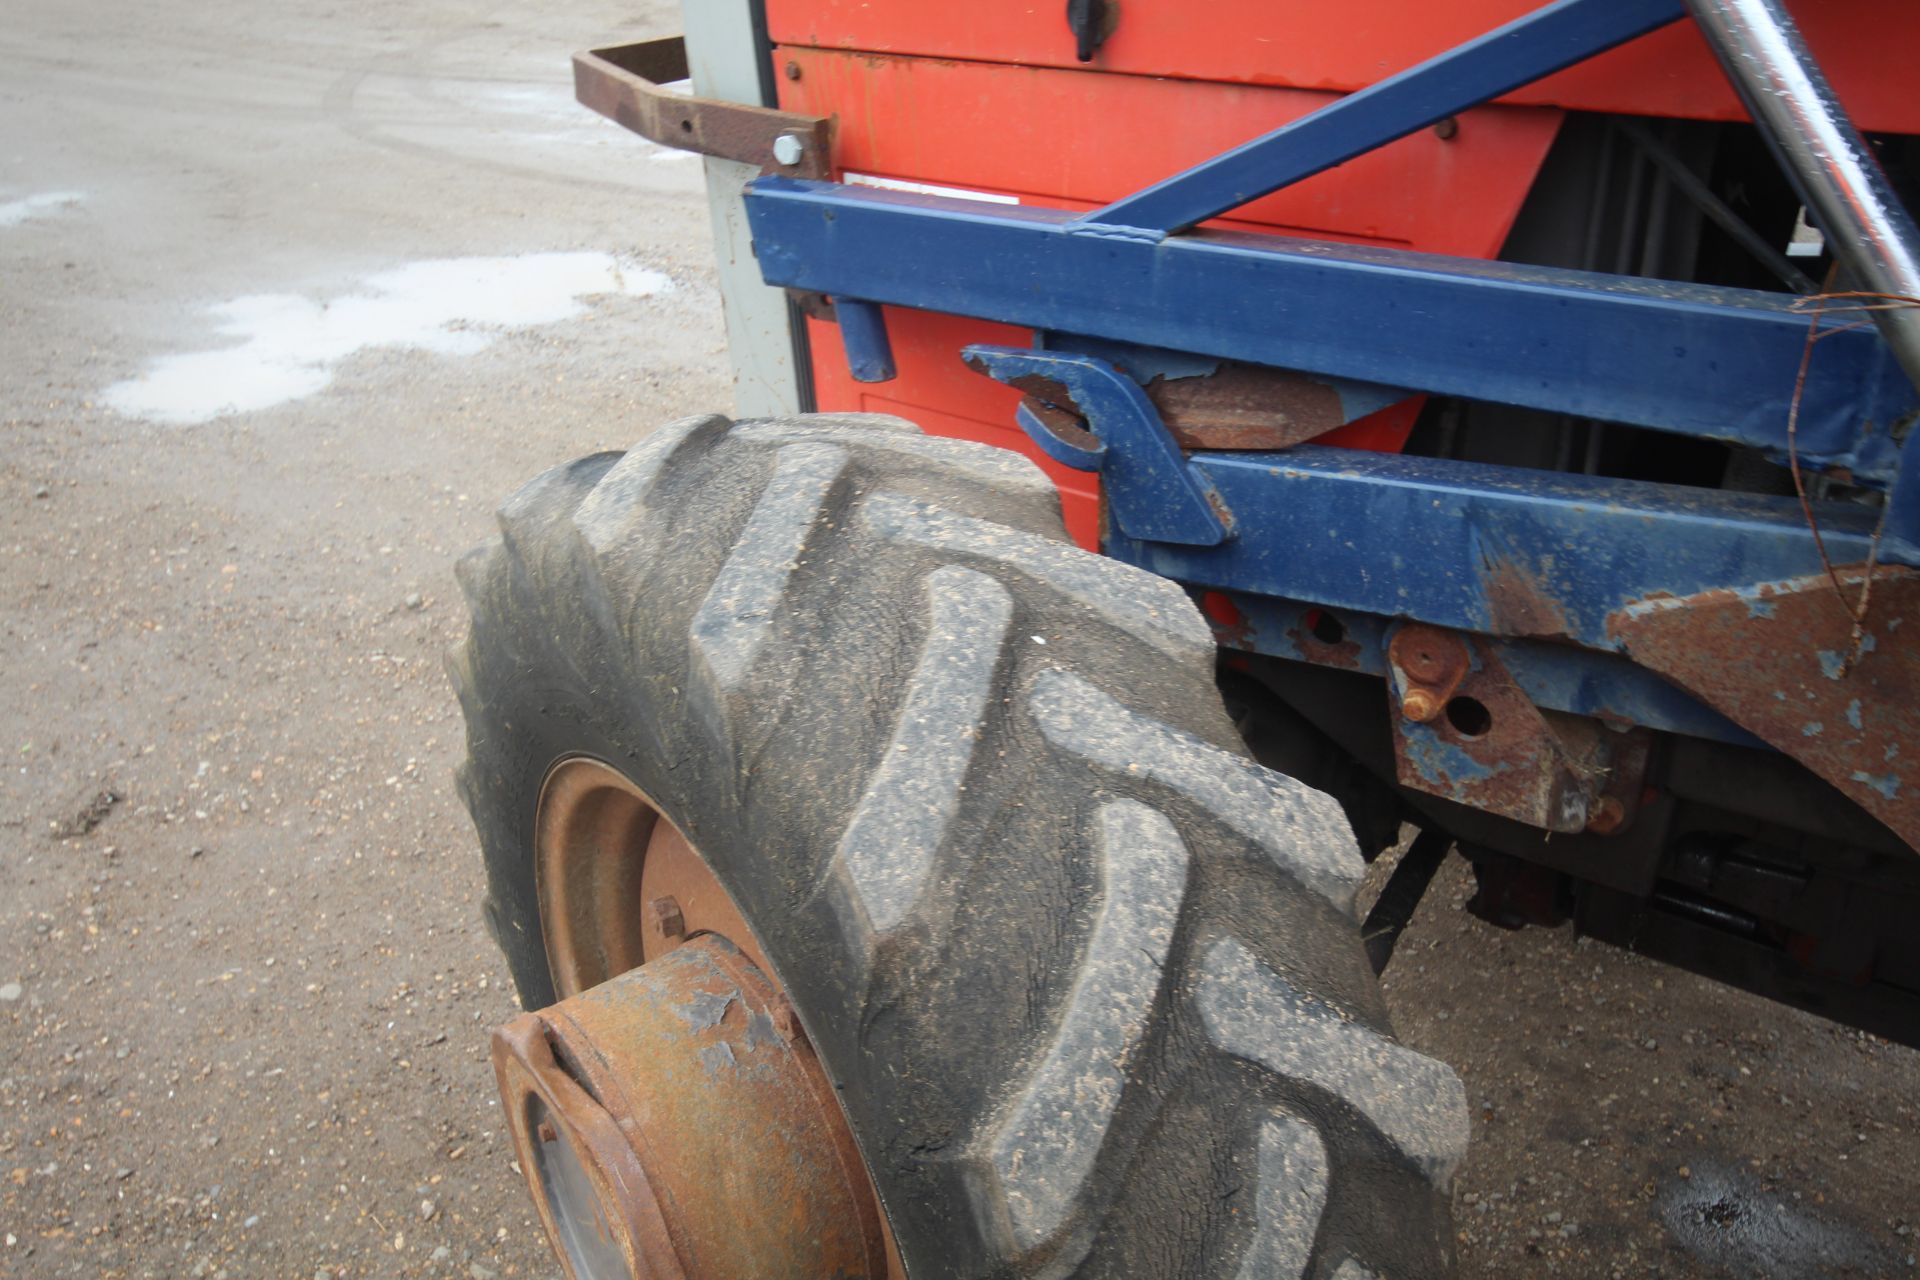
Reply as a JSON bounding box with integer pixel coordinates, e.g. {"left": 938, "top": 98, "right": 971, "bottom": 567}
{"left": 962, "top": 346, "right": 1233, "bottom": 546}
{"left": 1076, "top": 0, "right": 1686, "bottom": 237}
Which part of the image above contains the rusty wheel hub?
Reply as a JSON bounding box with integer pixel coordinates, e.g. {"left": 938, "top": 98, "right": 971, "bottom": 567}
{"left": 490, "top": 759, "right": 894, "bottom": 1279}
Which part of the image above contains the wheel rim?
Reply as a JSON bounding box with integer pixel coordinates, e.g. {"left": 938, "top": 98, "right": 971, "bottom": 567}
{"left": 534, "top": 757, "right": 775, "bottom": 995}
{"left": 495, "top": 756, "right": 900, "bottom": 1280}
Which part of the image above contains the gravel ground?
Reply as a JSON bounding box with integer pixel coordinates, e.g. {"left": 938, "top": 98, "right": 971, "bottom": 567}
{"left": 1, "top": 1, "right": 1916, "bottom": 1277}
{"left": 1368, "top": 854, "right": 1918, "bottom": 1278}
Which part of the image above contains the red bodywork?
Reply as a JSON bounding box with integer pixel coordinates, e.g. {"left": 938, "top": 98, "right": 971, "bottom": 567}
{"left": 768, "top": 2, "right": 1920, "bottom": 547}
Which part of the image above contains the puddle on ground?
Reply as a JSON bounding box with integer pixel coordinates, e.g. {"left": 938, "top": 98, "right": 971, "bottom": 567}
{"left": 1660, "top": 1161, "right": 1893, "bottom": 1278}
{"left": 105, "top": 252, "right": 671, "bottom": 425}
{"left": 0, "top": 190, "right": 84, "bottom": 227}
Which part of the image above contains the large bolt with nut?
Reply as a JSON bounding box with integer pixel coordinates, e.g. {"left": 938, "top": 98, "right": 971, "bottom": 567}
{"left": 1388, "top": 624, "right": 1471, "bottom": 725}
{"left": 1585, "top": 795, "right": 1628, "bottom": 835}
{"left": 1401, "top": 688, "right": 1444, "bottom": 723}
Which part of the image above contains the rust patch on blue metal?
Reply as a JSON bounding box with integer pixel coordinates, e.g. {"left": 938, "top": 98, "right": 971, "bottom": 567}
{"left": 1607, "top": 566, "right": 1920, "bottom": 850}
{"left": 1145, "top": 363, "right": 1353, "bottom": 451}
{"left": 1480, "top": 556, "right": 1575, "bottom": 641}
{"left": 1289, "top": 608, "right": 1365, "bottom": 670}
{"left": 1198, "top": 590, "right": 1257, "bottom": 650}
{"left": 1389, "top": 629, "right": 1644, "bottom": 833}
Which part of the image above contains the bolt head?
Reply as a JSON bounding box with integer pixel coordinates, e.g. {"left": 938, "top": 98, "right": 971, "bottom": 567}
{"left": 648, "top": 896, "right": 686, "bottom": 942}
{"left": 1399, "top": 645, "right": 1453, "bottom": 684}
{"left": 772, "top": 133, "right": 805, "bottom": 167}
{"left": 1401, "top": 688, "right": 1443, "bottom": 723}
{"left": 1585, "top": 795, "right": 1628, "bottom": 835}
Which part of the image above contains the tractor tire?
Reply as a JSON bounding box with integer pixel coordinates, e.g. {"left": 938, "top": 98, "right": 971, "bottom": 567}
{"left": 451, "top": 411, "right": 1469, "bottom": 1279}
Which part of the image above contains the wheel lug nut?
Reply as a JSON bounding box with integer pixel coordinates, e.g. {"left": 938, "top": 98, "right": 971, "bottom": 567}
{"left": 649, "top": 895, "right": 686, "bottom": 942}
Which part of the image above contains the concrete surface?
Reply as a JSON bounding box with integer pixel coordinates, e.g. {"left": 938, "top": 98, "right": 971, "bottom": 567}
{"left": 0, "top": 0, "right": 1914, "bottom": 1276}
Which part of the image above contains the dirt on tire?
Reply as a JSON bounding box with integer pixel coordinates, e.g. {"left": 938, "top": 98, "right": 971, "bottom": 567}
{"left": 452, "top": 412, "right": 1467, "bottom": 1277}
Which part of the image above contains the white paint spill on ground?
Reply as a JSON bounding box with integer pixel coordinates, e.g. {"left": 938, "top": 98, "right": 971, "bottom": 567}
{"left": 105, "top": 252, "right": 672, "bottom": 425}
{"left": 0, "top": 190, "right": 84, "bottom": 227}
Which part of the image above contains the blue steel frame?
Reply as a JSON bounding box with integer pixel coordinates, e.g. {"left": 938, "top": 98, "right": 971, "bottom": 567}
{"left": 738, "top": 0, "right": 1920, "bottom": 802}
{"left": 750, "top": 181, "right": 1920, "bottom": 496}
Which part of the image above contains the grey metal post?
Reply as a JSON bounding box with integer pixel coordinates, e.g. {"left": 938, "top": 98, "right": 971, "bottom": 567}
{"left": 683, "top": 0, "right": 806, "bottom": 416}
{"left": 1685, "top": 0, "right": 1920, "bottom": 392}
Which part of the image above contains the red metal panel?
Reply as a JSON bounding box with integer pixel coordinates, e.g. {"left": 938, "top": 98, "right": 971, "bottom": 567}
{"left": 808, "top": 310, "right": 1105, "bottom": 549}
{"left": 767, "top": 0, "right": 1920, "bottom": 134}
{"left": 780, "top": 49, "right": 1563, "bottom": 253}
{"left": 809, "top": 316, "right": 1423, "bottom": 551}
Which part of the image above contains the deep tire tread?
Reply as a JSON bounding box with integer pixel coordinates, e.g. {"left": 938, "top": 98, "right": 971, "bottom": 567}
{"left": 452, "top": 414, "right": 1464, "bottom": 1279}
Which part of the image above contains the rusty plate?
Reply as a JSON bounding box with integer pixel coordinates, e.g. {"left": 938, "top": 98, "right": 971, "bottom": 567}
{"left": 1608, "top": 566, "right": 1920, "bottom": 851}
{"left": 1386, "top": 625, "right": 1648, "bottom": 834}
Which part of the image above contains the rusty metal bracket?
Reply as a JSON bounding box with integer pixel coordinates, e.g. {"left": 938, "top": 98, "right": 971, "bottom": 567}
{"left": 573, "top": 38, "right": 832, "bottom": 178}
{"left": 1387, "top": 623, "right": 1652, "bottom": 834}
{"left": 962, "top": 345, "right": 1234, "bottom": 545}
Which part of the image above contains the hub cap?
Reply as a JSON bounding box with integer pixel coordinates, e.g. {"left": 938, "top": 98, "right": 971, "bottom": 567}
{"left": 490, "top": 758, "right": 897, "bottom": 1279}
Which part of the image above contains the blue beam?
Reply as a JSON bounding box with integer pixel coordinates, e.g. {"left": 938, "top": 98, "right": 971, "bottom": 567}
{"left": 743, "top": 179, "right": 1914, "bottom": 482}
{"left": 1105, "top": 446, "right": 1901, "bottom": 649}
{"left": 834, "top": 299, "right": 896, "bottom": 382}
{"left": 1078, "top": 0, "right": 1686, "bottom": 236}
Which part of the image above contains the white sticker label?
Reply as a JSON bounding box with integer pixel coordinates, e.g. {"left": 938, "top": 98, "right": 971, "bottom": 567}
{"left": 843, "top": 172, "right": 1020, "bottom": 205}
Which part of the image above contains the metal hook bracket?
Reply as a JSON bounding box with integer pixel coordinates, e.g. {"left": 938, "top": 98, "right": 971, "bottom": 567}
{"left": 963, "top": 346, "right": 1233, "bottom": 546}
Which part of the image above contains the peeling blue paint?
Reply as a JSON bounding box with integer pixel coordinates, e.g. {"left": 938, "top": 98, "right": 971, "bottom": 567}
{"left": 674, "top": 988, "right": 735, "bottom": 1031}
{"left": 1851, "top": 770, "right": 1902, "bottom": 800}
{"left": 743, "top": 1009, "right": 782, "bottom": 1053}
{"left": 1400, "top": 721, "right": 1501, "bottom": 791}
